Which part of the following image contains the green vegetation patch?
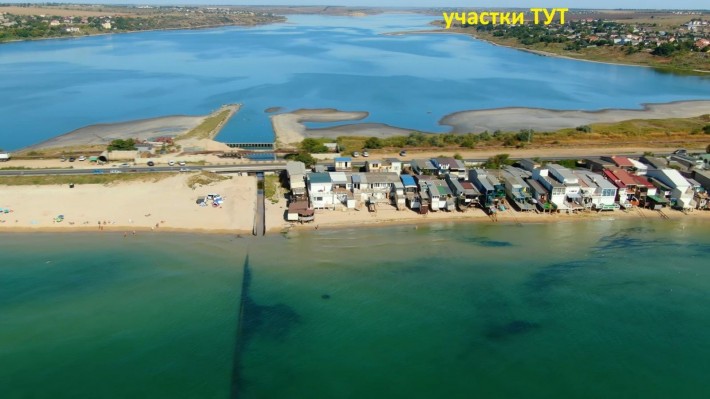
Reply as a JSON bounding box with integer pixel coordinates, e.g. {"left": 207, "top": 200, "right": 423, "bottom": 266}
{"left": 178, "top": 109, "right": 232, "bottom": 140}
{"left": 263, "top": 175, "right": 282, "bottom": 204}
{"left": 107, "top": 138, "right": 136, "bottom": 151}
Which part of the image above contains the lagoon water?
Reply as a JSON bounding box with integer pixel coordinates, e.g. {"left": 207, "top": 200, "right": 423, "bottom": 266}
{"left": 2, "top": 220, "right": 710, "bottom": 398}
{"left": 2, "top": 14, "right": 710, "bottom": 150}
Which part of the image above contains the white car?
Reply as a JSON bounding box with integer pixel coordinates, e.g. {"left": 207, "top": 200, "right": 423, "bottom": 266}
{"left": 168, "top": 160, "right": 175, "bottom": 166}
{"left": 109, "top": 169, "right": 122, "bottom": 174}
{"left": 179, "top": 167, "right": 191, "bottom": 172}
{"left": 352, "top": 151, "right": 360, "bottom": 158}
{"left": 362, "top": 151, "right": 369, "bottom": 157}
{"left": 78, "top": 156, "right": 86, "bottom": 161}
{"left": 178, "top": 161, "right": 186, "bottom": 166}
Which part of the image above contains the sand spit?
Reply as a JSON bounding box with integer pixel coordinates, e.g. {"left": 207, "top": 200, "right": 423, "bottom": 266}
{"left": 24, "top": 115, "right": 207, "bottom": 151}
{"left": 308, "top": 123, "right": 415, "bottom": 138}
{"left": 0, "top": 173, "right": 256, "bottom": 234}
{"left": 441, "top": 100, "right": 710, "bottom": 134}
{"left": 272, "top": 101, "right": 709, "bottom": 146}
{"left": 271, "top": 108, "right": 368, "bottom": 146}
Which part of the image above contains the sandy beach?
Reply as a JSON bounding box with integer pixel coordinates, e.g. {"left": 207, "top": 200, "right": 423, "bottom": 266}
{"left": 0, "top": 173, "right": 256, "bottom": 234}
{"left": 277, "top": 203, "right": 710, "bottom": 233}
{"left": 440, "top": 100, "right": 710, "bottom": 134}
{"left": 2, "top": 172, "right": 707, "bottom": 235}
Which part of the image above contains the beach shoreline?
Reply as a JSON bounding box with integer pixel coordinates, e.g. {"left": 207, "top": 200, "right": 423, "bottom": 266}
{"left": 265, "top": 199, "right": 710, "bottom": 235}
{"left": 3, "top": 175, "right": 708, "bottom": 235}
{"left": 0, "top": 20, "right": 287, "bottom": 47}
{"left": 2, "top": 204, "right": 706, "bottom": 235}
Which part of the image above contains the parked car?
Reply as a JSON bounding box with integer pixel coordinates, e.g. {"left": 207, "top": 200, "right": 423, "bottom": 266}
{"left": 147, "top": 161, "right": 155, "bottom": 167}
{"left": 60, "top": 157, "right": 67, "bottom": 162}
{"left": 168, "top": 160, "right": 175, "bottom": 166}
{"left": 119, "top": 163, "right": 129, "bottom": 168}
{"left": 68, "top": 157, "right": 76, "bottom": 162}
{"left": 178, "top": 161, "right": 186, "bottom": 166}
{"left": 399, "top": 150, "right": 407, "bottom": 157}
{"left": 362, "top": 151, "right": 369, "bottom": 157}
{"left": 78, "top": 156, "right": 86, "bottom": 161}
{"left": 352, "top": 151, "right": 360, "bottom": 158}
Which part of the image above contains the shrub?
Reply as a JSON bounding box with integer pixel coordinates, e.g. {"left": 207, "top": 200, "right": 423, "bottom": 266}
{"left": 300, "top": 138, "right": 328, "bottom": 153}
{"left": 364, "top": 137, "right": 383, "bottom": 149}
{"left": 107, "top": 138, "right": 136, "bottom": 151}
{"left": 284, "top": 152, "right": 317, "bottom": 167}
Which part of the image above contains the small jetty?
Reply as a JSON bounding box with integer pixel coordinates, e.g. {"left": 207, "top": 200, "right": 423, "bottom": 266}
{"left": 253, "top": 172, "right": 266, "bottom": 236}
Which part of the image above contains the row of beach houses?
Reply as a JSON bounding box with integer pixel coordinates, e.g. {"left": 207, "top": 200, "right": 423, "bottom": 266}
{"left": 284, "top": 154, "right": 710, "bottom": 223}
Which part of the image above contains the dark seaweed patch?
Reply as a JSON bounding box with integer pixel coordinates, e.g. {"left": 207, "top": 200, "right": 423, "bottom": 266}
{"left": 459, "top": 236, "right": 513, "bottom": 247}
{"left": 593, "top": 228, "right": 665, "bottom": 252}
{"left": 485, "top": 320, "right": 540, "bottom": 340}
{"left": 525, "top": 259, "right": 596, "bottom": 292}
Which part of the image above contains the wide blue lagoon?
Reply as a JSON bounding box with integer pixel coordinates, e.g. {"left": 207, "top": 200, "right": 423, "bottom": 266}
{"left": 1, "top": 13, "right": 710, "bottom": 150}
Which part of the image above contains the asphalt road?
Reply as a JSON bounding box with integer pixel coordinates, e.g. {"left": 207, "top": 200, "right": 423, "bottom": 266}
{"left": 0, "top": 163, "right": 288, "bottom": 177}
{"left": 0, "top": 152, "right": 671, "bottom": 177}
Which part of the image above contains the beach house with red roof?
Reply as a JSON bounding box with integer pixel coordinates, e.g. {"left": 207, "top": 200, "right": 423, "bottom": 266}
{"left": 603, "top": 156, "right": 635, "bottom": 170}
{"left": 602, "top": 168, "right": 659, "bottom": 208}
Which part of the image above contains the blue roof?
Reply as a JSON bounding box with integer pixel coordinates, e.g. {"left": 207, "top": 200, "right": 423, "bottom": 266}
{"left": 334, "top": 157, "right": 351, "bottom": 162}
{"left": 400, "top": 175, "right": 416, "bottom": 186}
{"left": 308, "top": 173, "right": 332, "bottom": 184}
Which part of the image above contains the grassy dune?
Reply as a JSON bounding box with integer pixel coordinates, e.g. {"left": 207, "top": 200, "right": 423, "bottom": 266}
{"left": 0, "top": 173, "right": 176, "bottom": 186}
{"left": 177, "top": 105, "right": 239, "bottom": 141}
{"left": 333, "top": 115, "right": 710, "bottom": 153}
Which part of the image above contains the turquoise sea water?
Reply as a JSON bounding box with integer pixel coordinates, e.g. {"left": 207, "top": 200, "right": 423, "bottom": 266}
{"left": 2, "top": 220, "right": 710, "bottom": 398}
{"left": 1, "top": 14, "right": 710, "bottom": 150}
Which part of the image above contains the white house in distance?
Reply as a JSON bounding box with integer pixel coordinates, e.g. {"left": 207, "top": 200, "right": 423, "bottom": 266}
{"left": 646, "top": 169, "right": 695, "bottom": 210}
{"left": 532, "top": 168, "right": 566, "bottom": 210}
{"left": 334, "top": 157, "right": 352, "bottom": 172}
{"left": 573, "top": 170, "right": 618, "bottom": 210}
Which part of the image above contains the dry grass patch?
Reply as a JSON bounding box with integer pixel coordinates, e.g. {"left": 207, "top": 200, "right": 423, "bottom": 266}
{"left": 0, "top": 173, "right": 176, "bottom": 186}
{"left": 186, "top": 171, "right": 230, "bottom": 189}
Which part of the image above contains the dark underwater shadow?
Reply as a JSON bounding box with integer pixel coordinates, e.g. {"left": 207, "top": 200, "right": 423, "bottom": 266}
{"left": 457, "top": 235, "right": 513, "bottom": 247}
{"left": 231, "top": 255, "right": 300, "bottom": 399}
{"left": 485, "top": 320, "right": 541, "bottom": 340}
